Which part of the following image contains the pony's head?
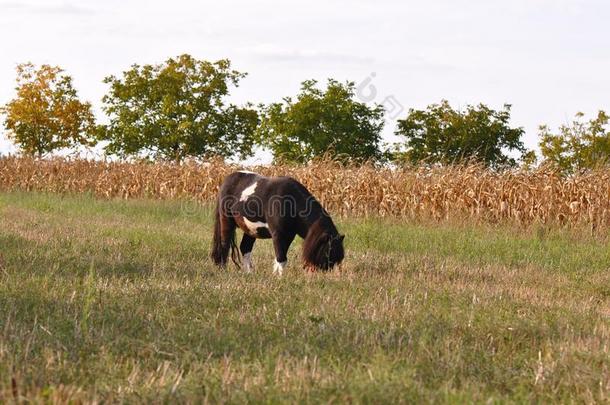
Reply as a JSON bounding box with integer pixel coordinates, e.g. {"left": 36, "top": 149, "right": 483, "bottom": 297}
{"left": 303, "top": 219, "right": 345, "bottom": 271}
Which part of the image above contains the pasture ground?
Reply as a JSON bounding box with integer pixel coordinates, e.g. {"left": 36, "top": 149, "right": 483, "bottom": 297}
{"left": 0, "top": 192, "right": 609, "bottom": 403}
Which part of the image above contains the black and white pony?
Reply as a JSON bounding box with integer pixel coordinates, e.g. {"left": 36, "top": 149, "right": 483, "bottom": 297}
{"left": 211, "top": 171, "right": 345, "bottom": 275}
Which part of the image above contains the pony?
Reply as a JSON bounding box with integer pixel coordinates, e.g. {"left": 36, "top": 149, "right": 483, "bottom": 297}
{"left": 211, "top": 171, "right": 345, "bottom": 275}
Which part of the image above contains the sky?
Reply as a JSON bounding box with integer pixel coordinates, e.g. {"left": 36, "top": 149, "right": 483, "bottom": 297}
{"left": 1, "top": 0, "right": 609, "bottom": 162}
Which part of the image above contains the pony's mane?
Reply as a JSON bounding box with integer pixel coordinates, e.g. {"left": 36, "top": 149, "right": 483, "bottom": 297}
{"left": 302, "top": 217, "right": 341, "bottom": 270}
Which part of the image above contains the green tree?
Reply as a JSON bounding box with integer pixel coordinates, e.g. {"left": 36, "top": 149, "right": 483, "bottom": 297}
{"left": 394, "top": 100, "right": 527, "bottom": 168}
{"left": 1, "top": 63, "right": 97, "bottom": 157}
{"left": 539, "top": 111, "right": 610, "bottom": 172}
{"left": 257, "top": 79, "right": 386, "bottom": 163}
{"left": 100, "top": 54, "right": 258, "bottom": 161}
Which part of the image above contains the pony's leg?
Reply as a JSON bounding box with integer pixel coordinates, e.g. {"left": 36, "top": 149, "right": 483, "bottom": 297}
{"left": 240, "top": 234, "right": 256, "bottom": 273}
{"left": 271, "top": 232, "right": 295, "bottom": 276}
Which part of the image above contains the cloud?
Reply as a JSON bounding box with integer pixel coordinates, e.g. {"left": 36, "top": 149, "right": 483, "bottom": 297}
{"left": 37, "top": 3, "right": 95, "bottom": 15}
{"left": 0, "top": 1, "right": 96, "bottom": 16}
{"left": 0, "top": 1, "right": 24, "bottom": 9}
{"left": 246, "top": 44, "right": 375, "bottom": 66}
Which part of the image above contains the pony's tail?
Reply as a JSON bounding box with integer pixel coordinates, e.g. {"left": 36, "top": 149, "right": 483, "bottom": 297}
{"left": 211, "top": 201, "right": 240, "bottom": 268}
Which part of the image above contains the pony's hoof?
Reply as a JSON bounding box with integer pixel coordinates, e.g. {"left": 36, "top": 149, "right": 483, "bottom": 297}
{"left": 273, "top": 260, "right": 286, "bottom": 276}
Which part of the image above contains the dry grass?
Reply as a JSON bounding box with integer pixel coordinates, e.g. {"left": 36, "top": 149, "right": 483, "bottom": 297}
{"left": 2, "top": 156, "right": 610, "bottom": 229}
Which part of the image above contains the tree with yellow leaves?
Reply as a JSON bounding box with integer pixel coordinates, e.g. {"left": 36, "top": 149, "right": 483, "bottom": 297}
{"left": 1, "top": 63, "right": 97, "bottom": 157}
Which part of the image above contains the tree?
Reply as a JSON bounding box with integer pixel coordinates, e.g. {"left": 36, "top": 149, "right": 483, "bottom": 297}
{"left": 394, "top": 100, "right": 527, "bottom": 168}
{"left": 1, "top": 63, "right": 97, "bottom": 157}
{"left": 257, "top": 79, "right": 386, "bottom": 163}
{"left": 100, "top": 54, "right": 258, "bottom": 161}
{"left": 539, "top": 111, "right": 610, "bottom": 172}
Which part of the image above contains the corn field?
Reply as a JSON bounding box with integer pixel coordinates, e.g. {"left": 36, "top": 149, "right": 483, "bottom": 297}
{"left": 1, "top": 156, "right": 610, "bottom": 228}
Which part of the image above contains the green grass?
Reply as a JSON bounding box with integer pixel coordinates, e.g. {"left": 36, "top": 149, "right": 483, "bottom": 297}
{"left": 0, "top": 192, "right": 608, "bottom": 403}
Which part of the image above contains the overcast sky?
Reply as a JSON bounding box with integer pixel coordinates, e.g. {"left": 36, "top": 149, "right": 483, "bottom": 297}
{"left": 1, "top": 0, "right": 609, "bottom": 161}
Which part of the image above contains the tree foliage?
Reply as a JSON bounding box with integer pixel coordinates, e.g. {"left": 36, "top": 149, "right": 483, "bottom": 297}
{"left": 539, "top": 111, "right": 610, "bottom": 172}
{"left": 1, "top": 63, "right": 97, "bottom": 157}
{"left": 100, "top": 54, "right": 258, "bottom": 161}
{"left": 394, "top": 100, "right": 527, "bottom": 168}
{"left": 257, "top": 79, "right": 386, "bottom": 163}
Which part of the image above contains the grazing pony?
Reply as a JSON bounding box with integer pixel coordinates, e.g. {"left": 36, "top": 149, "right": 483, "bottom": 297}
{"left": 211, "top": 171, "right": 345, "bottom": 275}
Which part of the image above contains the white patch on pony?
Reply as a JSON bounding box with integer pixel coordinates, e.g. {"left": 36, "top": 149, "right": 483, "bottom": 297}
{"left": 240, "top": 182, "right": 258, "bottom": 201}
{"left": 243, "top": 252, "right": 254, "bottom": 273}
{"left": 273, "top": 260, "right": 286, "bottom": 276}
{"left": 243, "top": 218, "right": 268, "bottom": 236}
{"left": 238, "top": 170, "right": 256, "bottom": 174}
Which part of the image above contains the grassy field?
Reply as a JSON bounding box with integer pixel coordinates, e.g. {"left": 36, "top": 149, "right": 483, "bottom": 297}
{"left": 0, "top": 192, "right": 609, "bottom": 403}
